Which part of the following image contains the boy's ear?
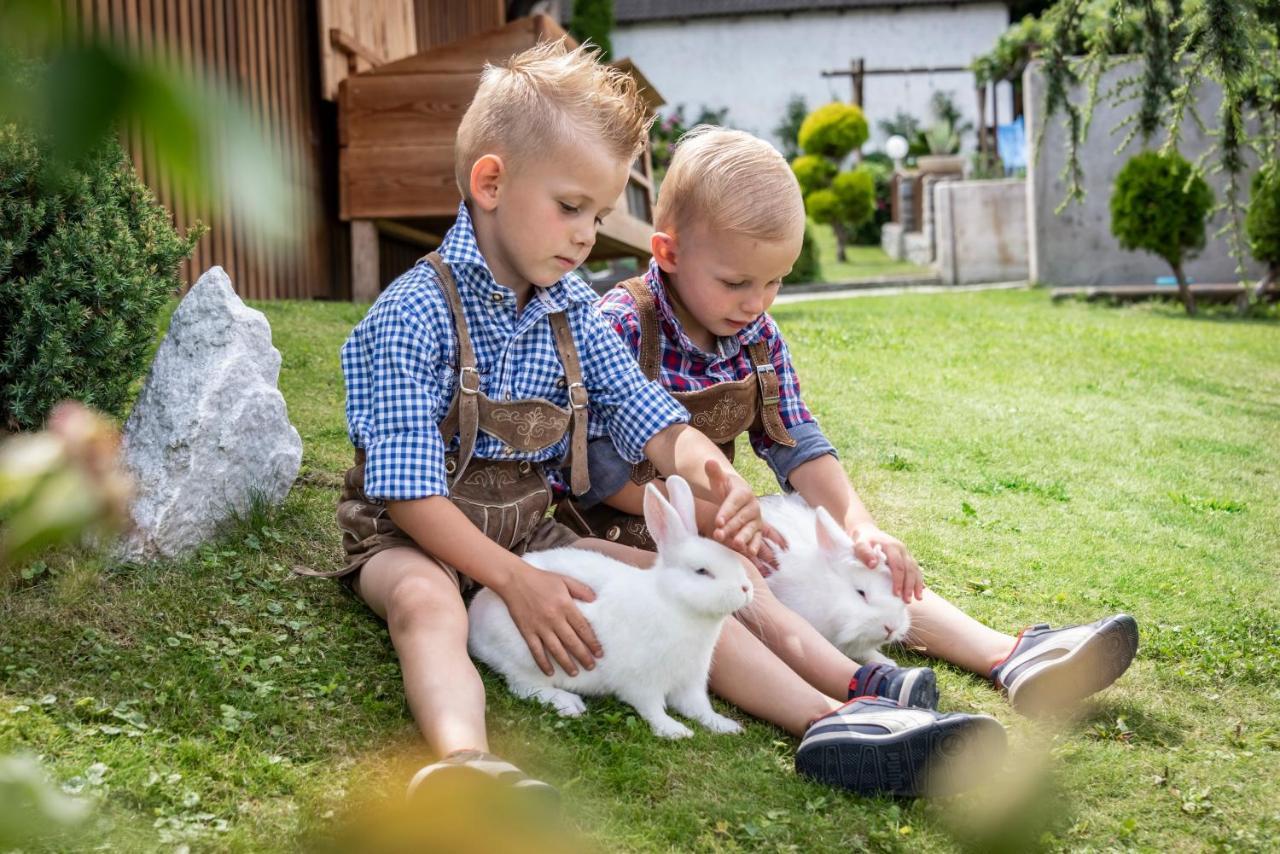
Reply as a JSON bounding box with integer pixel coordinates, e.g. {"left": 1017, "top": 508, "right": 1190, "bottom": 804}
{"left": 651, "top": 231, "right": 678, "bottom": 273}
{"left": 469, "top": 154, "right": 505, "bottom": 211}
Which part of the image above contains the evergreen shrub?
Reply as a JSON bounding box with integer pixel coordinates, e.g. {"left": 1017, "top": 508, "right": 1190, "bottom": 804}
{"left": 0, "top": 123, "right": 198, "bottom": 431}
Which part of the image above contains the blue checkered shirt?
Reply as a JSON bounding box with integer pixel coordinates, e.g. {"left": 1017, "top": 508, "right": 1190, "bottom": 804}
{"left": 340, "top": 202, "right": 690, "bottom": 501}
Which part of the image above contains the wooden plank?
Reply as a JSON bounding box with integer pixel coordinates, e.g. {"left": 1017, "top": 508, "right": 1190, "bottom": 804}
{"left": 413, "top": 0, "right": 503, "bottom": 52}
{"left": 340, "top": 71, "right": 476, "bottom": 147}
{"left": 350, "top": 220, "right": 381, "bottom": 302}
{"left": 318, "top": 0, "right": 417, "bottom": 100}
{"left": 341, "top": 143, "right": 458, "bottom": 220}
{"left": 375, "top": 219, "right": 443, "bottom": 248}
{"left": 595, "top": 209, "right": 652, "bottom": 260}
{"left": 330, "top": 27, "right": 388, "bottom": 68}
{"left": 371, "top": 14, "right": 555, "bottom": 76}
{"left": 209, "top": 0, "right": 231, "bottom": 294}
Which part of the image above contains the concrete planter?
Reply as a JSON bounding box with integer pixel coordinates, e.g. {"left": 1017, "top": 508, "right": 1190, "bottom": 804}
{"left": 916, "top": 154, "right": 966, "bottom": 176}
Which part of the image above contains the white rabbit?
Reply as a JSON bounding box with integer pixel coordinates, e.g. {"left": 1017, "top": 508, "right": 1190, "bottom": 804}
{"left": 467, "top": 475, "right": 753, "bottom": 739}
{"left": 760, "top": 494, "right": 910, "bottom": 666}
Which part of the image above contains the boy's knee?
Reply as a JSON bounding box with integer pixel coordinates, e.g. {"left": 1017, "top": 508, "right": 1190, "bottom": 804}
{"left": 385, "top": 574, "right": 467, "bottom": 637}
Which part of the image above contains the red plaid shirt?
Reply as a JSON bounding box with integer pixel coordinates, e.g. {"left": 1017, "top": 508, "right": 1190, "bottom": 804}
{"left": 596, "top": 260, "right": 820, "bottom": 455}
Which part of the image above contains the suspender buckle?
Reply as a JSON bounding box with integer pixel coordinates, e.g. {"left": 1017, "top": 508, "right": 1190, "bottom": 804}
{"left": 567, "top": 381, "right": 590, "bottom": 411}
{"left": 755, "top": 362, "right": 781, "bottom": 405}
{"left": 459, "top": 366, "right": 481, "bottom": 395}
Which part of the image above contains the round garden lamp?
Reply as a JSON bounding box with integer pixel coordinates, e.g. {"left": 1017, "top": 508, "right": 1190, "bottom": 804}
{"left": 885, "top": 135, "right": 909, "bottom": 171}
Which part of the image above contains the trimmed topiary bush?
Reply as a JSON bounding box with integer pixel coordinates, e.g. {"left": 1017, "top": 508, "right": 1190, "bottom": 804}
{"left": 831, "top": 170, "right": 875, "bottom": 225}
{"left": 791, "top": 102, "right": 873, "bottom": 262}
{"left": 797, "top": 103, "right": 869, "bottom": 160}
{"left": 1245, "top": 162, "right": 1280, "bottom": 298}
{"left": 851, "top": 154, "right": 893, "bottom": 245}
{"left": 0, "top": 123, "right": 199, "bottom": 431}
{"left": 784, "top": 222, "right": 820, "bottom": 285}
{"left": 1110, "top": 150, "right": 1213, "bottom": 315}
{"left": 790, "top": 154, "right": 836, "bottom": 197}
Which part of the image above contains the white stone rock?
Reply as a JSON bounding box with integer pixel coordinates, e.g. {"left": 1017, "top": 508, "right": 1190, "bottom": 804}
{"left": 116, "top": 266, "right": 302, "bottom": 562}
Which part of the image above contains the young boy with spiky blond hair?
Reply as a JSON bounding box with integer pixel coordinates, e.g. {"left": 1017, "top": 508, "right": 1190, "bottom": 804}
{"left": 561, "top": 126, "right": 1138, "bottom": 777}
{"left": 324, "top": 43, "right": 1012, "bottom": 801}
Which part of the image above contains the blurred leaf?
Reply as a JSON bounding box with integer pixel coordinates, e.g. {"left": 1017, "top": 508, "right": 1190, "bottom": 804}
{"left": 0, "top": 753, "right": 92, "bottom": 849}
{"left": 1, "top": 4, "right": 302, "bottom": 246}
{"left": 41, "top": 45, "right": 134, "bottom": 164}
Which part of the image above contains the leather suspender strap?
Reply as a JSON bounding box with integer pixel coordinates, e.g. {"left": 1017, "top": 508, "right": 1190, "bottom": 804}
{"left": 620, "top": 277, "right": 662, "bottom": 381}
{"left": 620, "top": 276, "right": 662, "bottom": 486}
{"left": 746, "top": 341, "right": 797, "bottom": 448}
{"left": 547, "top": 311, "right": 591, "bottom": 496}
{"left": 424, "top": 252, "right": 481, "bottom": 485}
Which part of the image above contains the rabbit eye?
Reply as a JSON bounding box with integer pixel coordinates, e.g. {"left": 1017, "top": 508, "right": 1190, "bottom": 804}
{"left": 695, "top": 567, "right": 712, "bottom": 577}
{"left": 856, "top": 589, "right": 868, "bottom": 600}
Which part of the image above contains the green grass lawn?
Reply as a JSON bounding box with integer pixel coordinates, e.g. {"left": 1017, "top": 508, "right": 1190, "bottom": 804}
{"left": 808, "top": 222, "right": 930, "bottom": 282}
{"left": 3, "top": 291, "right": 1279, "bottom": 851}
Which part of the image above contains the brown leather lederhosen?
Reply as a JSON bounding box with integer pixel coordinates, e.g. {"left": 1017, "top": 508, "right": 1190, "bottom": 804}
{"left": 553, "top": 276, "right": 795, "bottom": 550}
{"left": 300, "top": 252, "right": 590, "bottom": 591}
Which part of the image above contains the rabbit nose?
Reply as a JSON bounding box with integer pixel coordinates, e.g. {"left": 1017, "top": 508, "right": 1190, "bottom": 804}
{"left": 883, "top": 624, "right": 894, "bottom": 638}
{"left": 741, "top": 584, "right": 750, "bottom": 594}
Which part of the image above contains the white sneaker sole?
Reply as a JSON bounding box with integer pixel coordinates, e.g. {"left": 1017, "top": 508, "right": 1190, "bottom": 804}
{"left": 1007, "top": 615, "right": 1138, "bottom": 718}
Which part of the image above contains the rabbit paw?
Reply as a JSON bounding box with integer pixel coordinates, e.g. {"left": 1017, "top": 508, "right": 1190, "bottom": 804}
{"left": 649, "top": 716, "right": 695, "bottom": 739}
{"left": 699, "top": 713, "right": 742, "bottom": 734}
{"left": 531, "top": 688, "right": 586, "bottom": 717}
{"left": 864, "top": 649, "right": 898, "bottom": 666}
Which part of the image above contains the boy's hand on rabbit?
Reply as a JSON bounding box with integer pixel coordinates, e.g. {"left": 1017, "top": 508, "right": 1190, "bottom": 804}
{"left": 851, "top": 524, "right": 925, "bottom": 603}
{"left": 499, "top": 566, "right": 603, "bottom": 677}
{"left": 706, "top": 460, "right": 781, "bottom": 558}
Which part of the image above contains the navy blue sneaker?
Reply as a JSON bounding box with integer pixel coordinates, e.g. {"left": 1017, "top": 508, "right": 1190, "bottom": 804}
{"left": 850, "top": 662, "right": 939, "bottom": 709}
{"left": 796, "top": 697, "right": 1007, "bottom": 798}
{"left": 990, "top": 614, "right": 1139, "bottom": 718}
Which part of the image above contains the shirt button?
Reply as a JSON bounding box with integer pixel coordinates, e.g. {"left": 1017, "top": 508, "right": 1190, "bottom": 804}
{"left": 556, "top": 376, "right": 567, "bottom": 388}
{"left": 491, "top": 291, "right": 504, "bottom": 303}
{"left": 504, "top": 392, "right": 512, "bottom": 401}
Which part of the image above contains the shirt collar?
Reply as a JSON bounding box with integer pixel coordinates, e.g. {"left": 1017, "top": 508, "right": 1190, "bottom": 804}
{"left": 436, "top": 201, "right": 597, "bottom": 310}
{"left": 643, "top": 259, "right": 769, "bottom": 360}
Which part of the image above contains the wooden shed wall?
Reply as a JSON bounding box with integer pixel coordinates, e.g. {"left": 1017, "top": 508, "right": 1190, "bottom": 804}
{"left": 68, "top": 0, "right": 336, "bottom": 300}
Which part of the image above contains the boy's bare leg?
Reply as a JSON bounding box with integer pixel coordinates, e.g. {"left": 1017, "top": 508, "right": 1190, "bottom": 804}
{"left": 357, "top": 547, "right": 488, "bottom": 757}
{"left": 905, "top": 589, "right": 1017, "bottom": 676}
{"left": 709, "top": 618, "right": 841, "bottom": 735}
{"left": 731, "top": 562, "right": 862, "bottom": 700}
{"left": 576, "top": 538, "right": 844, "bottom": 733}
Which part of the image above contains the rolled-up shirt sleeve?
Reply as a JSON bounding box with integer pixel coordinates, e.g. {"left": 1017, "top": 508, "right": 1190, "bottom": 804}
{"left": 760, "top": 420, "right": 838, "bottom": 492}
{"left": 576, "top": 435, "right": 640, "bottom": 508}
{"left": 576, "top": 302, "right": 688, "bottom": 464}
{"left": 350, "top": 300, "right": 452, "bottom": 501}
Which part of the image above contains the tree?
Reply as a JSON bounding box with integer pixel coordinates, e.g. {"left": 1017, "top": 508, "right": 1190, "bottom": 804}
{"left": 1245, "top": 163, "right": 1280, "bottom": 300}
{"left": 569, "top": 0, "right": 614, "bottom": 61}
{"left": 792, "top": 103, "right": 876, "bottom": 261}
{"left": 1036, "top": 0, "right": 1280, "bottom": 309}
{"left": 774, "top": 95, "right": 809, "bottom": 160}
{"left": 1110, "top": 150, "right": 1213, "bottom": 315}
{"left": 649, "top": 104, "right": 731, "bottom": 185}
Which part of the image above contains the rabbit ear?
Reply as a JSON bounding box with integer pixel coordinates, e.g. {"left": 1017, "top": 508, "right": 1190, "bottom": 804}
{"left": 644, "top": 481, "right": 689, "bottom": 553}
{"left": 664, "top": 475, "right": 698, "bottom": 535}
{"left": 814, "top": 506, "right": 852, "bottom": 556}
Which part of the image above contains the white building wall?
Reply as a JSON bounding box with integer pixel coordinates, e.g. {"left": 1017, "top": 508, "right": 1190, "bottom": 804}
{"left": 613, "top": 5, "right": 1013, "bottom": 154}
